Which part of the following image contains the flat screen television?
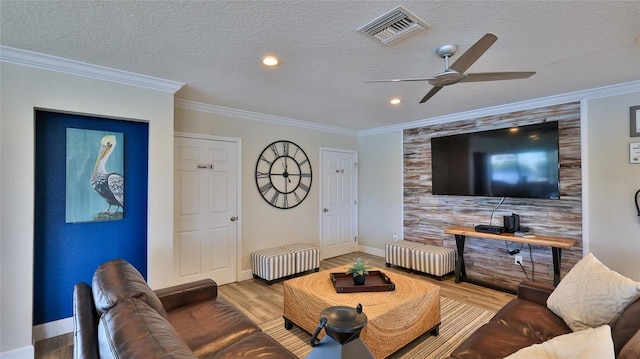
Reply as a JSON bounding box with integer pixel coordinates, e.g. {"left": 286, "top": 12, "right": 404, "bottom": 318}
{"left": 431, "top": 122, "right": 560, "bottom": 199}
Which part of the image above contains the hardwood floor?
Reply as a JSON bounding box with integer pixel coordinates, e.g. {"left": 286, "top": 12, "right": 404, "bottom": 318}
{"left": 34, "top": 251, "right": 514, "bottom": 358}
{"left": 35, "top": 332, "right": 73, "bottom": 359}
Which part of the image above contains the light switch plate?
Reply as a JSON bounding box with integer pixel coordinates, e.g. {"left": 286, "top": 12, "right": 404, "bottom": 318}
{"left": 631, "top": 142, "right": 640, "bottom": 164}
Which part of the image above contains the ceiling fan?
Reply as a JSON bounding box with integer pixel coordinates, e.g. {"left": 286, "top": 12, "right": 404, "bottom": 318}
{"left": 366, "top": 33, "right": 535, "bottom": 104}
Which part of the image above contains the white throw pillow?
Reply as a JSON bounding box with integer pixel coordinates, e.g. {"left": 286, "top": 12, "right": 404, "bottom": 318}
{"left": 504, "top": 325, "right": 614, "bottom": 359}
{"left": 547, "top": 253, "right": 640, "bottom": 332}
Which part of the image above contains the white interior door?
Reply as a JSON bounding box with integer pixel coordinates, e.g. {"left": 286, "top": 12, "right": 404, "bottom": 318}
{"left": 174, "top": 135, "right": 239, "bottom": 285}
{"left": 321, "top": 148, "right": 358, "bottom": 259}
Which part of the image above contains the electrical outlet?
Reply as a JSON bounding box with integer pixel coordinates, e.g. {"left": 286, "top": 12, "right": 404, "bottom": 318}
{"left": 515, "top": 255, "right": 523, "bottom": 265}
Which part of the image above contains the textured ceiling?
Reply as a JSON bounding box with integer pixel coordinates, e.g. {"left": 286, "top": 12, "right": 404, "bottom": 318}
{"left": 1, "top": 1, "right": 639, "bottom": 131}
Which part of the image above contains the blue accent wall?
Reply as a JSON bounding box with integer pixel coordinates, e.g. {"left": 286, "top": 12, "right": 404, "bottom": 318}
{"left": 34, "top": 110, "right": 149, "bottom": 325}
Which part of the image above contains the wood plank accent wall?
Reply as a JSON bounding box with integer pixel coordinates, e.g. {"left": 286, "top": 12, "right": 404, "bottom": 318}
{"left": 403, "top": 102, "right": 582, "bottom": 290}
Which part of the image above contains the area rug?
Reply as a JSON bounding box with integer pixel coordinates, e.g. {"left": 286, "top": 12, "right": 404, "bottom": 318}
{"left": 259, "top": 296, "right": 495, "bottom": 359}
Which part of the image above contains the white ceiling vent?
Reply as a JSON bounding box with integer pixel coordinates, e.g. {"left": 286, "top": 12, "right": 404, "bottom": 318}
{"left": 356, "top": 6, "right": 429, "bottom": 45}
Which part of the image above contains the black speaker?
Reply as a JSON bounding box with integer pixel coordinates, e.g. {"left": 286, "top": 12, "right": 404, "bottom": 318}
{"left": 503, "top": 215, "right": 515, "bottom": 233}
{"left": 503, "top": 213, "right": 520, "bottom": 233}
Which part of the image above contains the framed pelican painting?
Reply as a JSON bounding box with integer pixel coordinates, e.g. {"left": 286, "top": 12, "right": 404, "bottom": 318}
{"left": 66, "top": 128, "right": 124, "bottom": 222}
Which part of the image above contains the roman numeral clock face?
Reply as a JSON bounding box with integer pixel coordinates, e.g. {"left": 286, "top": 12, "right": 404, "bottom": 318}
{"left": 255, "top": 140, "right": 312, "bottom": 209}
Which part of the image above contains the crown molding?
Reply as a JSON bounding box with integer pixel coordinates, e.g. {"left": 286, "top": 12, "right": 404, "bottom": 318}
{"left": 0, "top": 46, "right": 184, "bottom": 93}
{"left": 359, "top": 80, "right": 640, "bottom": 136}
{"left": 3, "top": 45, "right": 636, "bottom": 135}
{"left": 179, "top": 81, "right": 640, "bottom": 138}
{"left": 175, "top": 99, "right": 359, "bottom": 137}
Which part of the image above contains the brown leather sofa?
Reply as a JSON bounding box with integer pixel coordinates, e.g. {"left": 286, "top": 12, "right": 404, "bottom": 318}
{"left": 73, "top": 258, "right": 296, "bottom": 359}
{"left": 446, "top": 281, "right": 640, "bottom": 358}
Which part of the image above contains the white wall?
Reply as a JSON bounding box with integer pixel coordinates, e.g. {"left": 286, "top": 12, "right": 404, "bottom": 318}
{"left": 0, "top": 62, "right": 176, "bottom": 356}
{"left": 357, "top": 131, "right": 404, "bottom": 253}
{"left": 174, "top": 106, "right": 358, "bottom": 271}
{"left": 584, "top": 91, "right": 640, "bottom": 280}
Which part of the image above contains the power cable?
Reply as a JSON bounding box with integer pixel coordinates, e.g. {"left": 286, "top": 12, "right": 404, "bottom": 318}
{"left": 489, "top": 197, "right": 505, "bottom": 225}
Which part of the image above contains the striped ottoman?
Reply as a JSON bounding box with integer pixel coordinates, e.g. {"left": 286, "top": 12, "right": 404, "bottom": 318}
{"left": 280, "top": 244, "right": 320, "bottom": 274}
{"left": 252, "top": 247, "right": 296, "bottom": 284}
{"left": 385, "top": 241, "right": 426, "bottom": 270}
{"left": 412, "top": 244, "right": 456, "bottom": 277}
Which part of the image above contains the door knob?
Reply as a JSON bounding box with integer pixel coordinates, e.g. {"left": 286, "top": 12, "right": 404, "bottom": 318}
{"left": 230, "top": 216, "right": 238, "bottom": 222}
{"left": 323, "top": 208, "right": 328, "bottom": 213}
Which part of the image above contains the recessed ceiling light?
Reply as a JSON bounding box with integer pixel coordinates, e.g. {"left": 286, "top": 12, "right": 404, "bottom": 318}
{"left": 390, "top": 98, "right": 402, "bottom": 105}
{"left": 262, "top": 56, "right": 279, "bottom": 66}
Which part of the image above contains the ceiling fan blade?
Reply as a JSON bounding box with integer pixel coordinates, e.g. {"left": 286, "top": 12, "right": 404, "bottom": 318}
{"left": 462, "top": 72, "right": 536, "bottom": 82}
{"left": 365, "top": 77, "right": 435, "bottom": 83}
{"left": 449, "top": 33, "right": 498, "bottom": 73}
{"left": 419, "top": 86, "right": 443, "bottom": 103}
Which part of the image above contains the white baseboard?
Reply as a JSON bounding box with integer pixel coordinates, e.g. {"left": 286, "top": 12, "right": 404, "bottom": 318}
{"left": 239, "top": 269, "right": 254, "bottom": 281}
{"left": 358, "top": 245, "right": 384, "bottom": 258}
{"left": 0, "top": 345, "right": 34, "bottom": 359}
{"left": 32, "top": 317, "right": 73, "bottom": 341}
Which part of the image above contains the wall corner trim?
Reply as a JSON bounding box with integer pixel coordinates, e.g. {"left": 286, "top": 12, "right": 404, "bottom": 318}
{"left": 359, "top": 80, "right": 640, "bottom": 136}
{"left": 175, "top": 98, "right": 359, "bottom": 137}
{"left": 32, "top": 317, "right": 73, "bottom": 342}
{"left": 358, "top": 245, "right": 385, "bottom": 258}
{"left": 0, "top": 45, "right": 184, "bottom": 93}
{"left": 0, "top": 345, "right": 34, "bottom": 359}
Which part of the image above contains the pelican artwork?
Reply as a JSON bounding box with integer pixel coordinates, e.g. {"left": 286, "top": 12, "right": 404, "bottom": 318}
{"left": 91, "top": 135, "right": 124, "bottom": 215}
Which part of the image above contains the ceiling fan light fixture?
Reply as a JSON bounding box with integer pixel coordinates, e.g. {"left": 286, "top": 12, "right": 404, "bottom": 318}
{"left": 262, "top": 56, "right": 279, "bottom": 66}
{"left": 390, "top": 98, "right": 402, "bottom": 105}
{"left": 429, "top": 70, "right": 466, "bottom": 86}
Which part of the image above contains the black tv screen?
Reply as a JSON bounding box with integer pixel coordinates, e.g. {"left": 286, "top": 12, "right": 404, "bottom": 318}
{"left": 431, "top": 122, "right": 560, "bottom": 199}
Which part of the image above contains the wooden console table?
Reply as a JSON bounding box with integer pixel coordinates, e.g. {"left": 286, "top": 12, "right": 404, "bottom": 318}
{"left": 444, "top": 226, "right": 576, "bottom": 292}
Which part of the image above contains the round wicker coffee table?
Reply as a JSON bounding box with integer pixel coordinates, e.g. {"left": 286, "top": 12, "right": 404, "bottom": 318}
{"left": 283, "top": 266, "right": 440, "bottom": 359}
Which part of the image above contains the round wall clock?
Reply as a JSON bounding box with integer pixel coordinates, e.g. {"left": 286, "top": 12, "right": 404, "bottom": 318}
{"left": 255, "top": 140, "right": 312, "bottom": 209}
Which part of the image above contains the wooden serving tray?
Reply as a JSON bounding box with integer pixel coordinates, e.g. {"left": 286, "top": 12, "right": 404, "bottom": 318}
{"left": 330, "top": 270, "right": 396, "bottom": 293}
